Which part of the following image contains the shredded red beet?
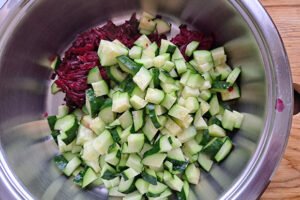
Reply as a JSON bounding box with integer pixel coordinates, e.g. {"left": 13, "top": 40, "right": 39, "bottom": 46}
{"left": 171, "top": 25, "right": 214, "bottom": 60}
{"left": 54, "top": 15, "right": 211, "bottom": 108}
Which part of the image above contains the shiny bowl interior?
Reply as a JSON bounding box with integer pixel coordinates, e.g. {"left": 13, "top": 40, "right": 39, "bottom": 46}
{"left": 0, "top": 0, "right": 293, "bottom": 199}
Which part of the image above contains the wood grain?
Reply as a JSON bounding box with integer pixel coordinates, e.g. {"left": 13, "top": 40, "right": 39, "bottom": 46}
{"left": 260, "top": 0, "right": 300, "bottom": 199}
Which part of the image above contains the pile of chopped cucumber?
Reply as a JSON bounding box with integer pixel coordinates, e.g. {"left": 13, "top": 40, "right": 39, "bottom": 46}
{"left": 48, "top": 12, "right": 243, "bottom": 200}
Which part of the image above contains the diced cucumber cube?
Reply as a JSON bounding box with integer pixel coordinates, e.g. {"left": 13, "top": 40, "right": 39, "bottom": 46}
{"left": 165, "top": 118, "right": 182, "bottom": 136}
{"left": 192, "top": 50, "right": 214, "bottom": 73}
{"left": 165, "top": 174, "right": 183, "bottom": 192}
{"left": 169, "top": 69, "right": 178, "bottom": 78}
{"left": 117, "top": 55, "right": 142, "bottom": 75}
{"left": 221, "top": 84, "right": 240, "bottom": 101}
{"left": 153, "top": 53, "right": 170, "bottom": 68}
{"left": 129, "top": 46, "right": 143, "bottom": 59}
{"left": 142, "top": 153, "right": 167, "bottom": 168}
{"left": 214, "top": 138, "right": 233, "bottom": 162}
{"left": 105, "top": 150, "right": 120, "bottom": 166}
{"left": 169, "top": 136, "right": 182, "bottom": 148}
{"left": 139, "top": 12, "right": 156, "bottom": 35}
{"left": 182, "top": 86, "right": 200, "bottom": 98}
{"left": 193, "top": 50, "right": 213, "bottom": 65}
{"left": 64, "top": 157, "right": 81, "bottom": 176}
{"left": 76, "top": 125, "right": 94, "bottom": 145}
{"left": 208, "top": 124, "right": 226, "bottom": 137}
{"left": 154, "top": 19, "right": 171, "bottom": 34}
{"left": 226, "top": 67, "right": 241, "bottom": 85}
{"left": 198, "top": 153, "right": 213, "bottom": 172}
{"left": 174, "top": 59, "right": 187, "bottom": 75}
{"left": 123, "top": 191, "right": 143, "bottom": 200}
{"left": 199, "top": 99, "right": 210, "bottom": 115}
{"left": 103, "top": 177, "right": 120, "bottom": 189}
{"left": 133, "top": 110, "right": 144, "bottom": 131}
{"left": 130, "top": 95, "right": 147, "bottom": 110}
{"left": 134, "top": 35, "right": 151, "bottom": 49}
{"left": 57, "top": 105, "right": 69, "bottom": 118}
{"left": 82, "top": 168, "right": 98, "bottom": 188}
{"left": 173, "top": 114, "right": 193, "bottom": 129}
{"left": 183, "top": 139, "right": 202, "bottom": 155}
{"left": 108, "top": 65, "right": 128, "bottom": 83}
{"left": 211, "top": 47, "right": 227, "bottom": 66}
{"left": 215, "top": 64, "right": 232, "bottom": 80}
{"left": 112, "top": 92, "right": 131, "bottom": 113}
{"left": 184, "top": 97, "right": 199, "bottom": 113}
{"left": 122, "top": 167, "right": 140, "bottom": 180}
{"left": 179, "top": 70, "right": 191, "bottom": 85}
{"left": 134, "top": 58, "right": 153, "bottom": 69}
{"left": 125, "top": 134, "right": 145, "bottom": 153}
{"left": 177, "top": 181, "right": 189, "bottom": 200}
{"left": 199, "top": 90, "right": 212, "bottom": 101}
{"left": 209, "top": 95, "right": 220, "bottom": 116}
{"left": 98, "top": 40, "right": 128, "bottom": 66}
{"left": 109, "top": 187, "right": 125, "bottom": 197}
{"left": 186, "top": 73, "right": 205, "bottom": 89}
{"left": 126, "top": 154, "right": 143, "bottom": 173}
{"left": 93, "top": 130, "right": 114, "bottom": 154}
{"left": 221, "top": 109, "right": 236, "bottom": 131}
{"left": 145, "top": 88, "right": 165, "bottom": 104}
{"left": 113, "top": 39, "right": 128, "bottom": 50}
{"left": 51, "top": 82, "right": 61, "bottom": 94}
{"left": 90, "top": 117, "right": 105, "bottom": 135}
{"left": 172, "top": 48, "right": 184, "bottom": 62}
{"left": 185, "top": 163, "right": 200, "bottom": 184}
{"left": 143, "top": 117, "right": 158, "bottom": 141}
{"left": 133, "top": 67, "right": 152, "bottom": 91}
{"left": 118, "top": 110, "right": 133, "bottom": 129}
{"left": 142, "top": 43, "right": 159, "bottom": 59}
{"left": 161, "top": 93, "right": 177, "bottom": 110}
{"left": 233, "top": 110, "right": 244, "bottom": 128}
{"left": 168, "top": 104, "right": 189, "bottom": 121}
{"left": 99, "top": 106, "right": 116, "bottom": 124}
{"left": 162, "top": 61, "right": 175, "bottom": 72}
{"left": 193, "top": 109, "right": 208, "bottom": 130}
{"left": 135, "top": 178, "right": 149, "bottom": 194}
{"left": 185, "top": 41, "right": 200, "bottom": 57}
{"left": 177, "top": 126, "right": 197, "bottom": 143}
{"left": 160, "top": 39, "right": 176, "bottom": 55}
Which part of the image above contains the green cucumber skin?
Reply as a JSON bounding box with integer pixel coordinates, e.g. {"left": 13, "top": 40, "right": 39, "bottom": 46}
{"left": 47, "top": 116, "right": 57, "bottom": 131}
{"left": 166, "top": 158, "right": 189, "bottom": 173}
{"left": 102, "top": 170, "right": 117, "bottom": 180}
{"left": 146, "top": 104, "right": 161, "bottom": 129}
{"left": 62, "top": 115, "right": 79, "bottom": 145}
{"left": 211, "top": 81, "right": 231, "bottom": 92}
{"left": 100, "top": 98, "right": 113, "bottom": 110}
{"left": 51, "top": 130, "right": 60, "bottom": 144}
{"left": 203, "top": 138, "right": 224, "bottom": 157}
{"left": 151, "top": 68, "right": 160, "bottom": 88}
{"left": 208, "top": 116, "right": 222, "bottom": 127}
{"left": 117, "top": 55, "right": 142, "bottom": 75}
{"left": 143, "top": 143, "right": 160, "bottom": 158}
{"left": 141, "top": 171, "right": 157, "bottom": 185}
{"left": 53, "top": 155, "right": 68, "bottom": 171}
{"left": 86, "top": 88, "right": 105, "bottom": 118}
{"left": 48, "top": 116, "right": 60, "bottom": 143}
{"left": 73, "top": 167, "right": 87, "bottom": 186}
{"left": 111, "top": 128, "right": 121, "bottom": 143}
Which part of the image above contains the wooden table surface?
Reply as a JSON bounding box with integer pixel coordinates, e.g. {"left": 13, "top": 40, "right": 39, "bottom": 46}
{"left": 259, "top": 0, "right": 300, "bottom": 199}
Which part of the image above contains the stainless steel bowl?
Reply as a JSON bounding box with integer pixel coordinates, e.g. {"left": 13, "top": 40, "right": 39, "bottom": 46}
{"left": 0, "top": 0, "right": 293, "bottom": 199}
